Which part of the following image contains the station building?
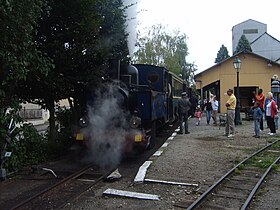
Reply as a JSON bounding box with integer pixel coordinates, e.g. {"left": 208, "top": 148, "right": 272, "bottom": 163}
{"left": 195, "top": 51, "right": 280, "bottom": 113}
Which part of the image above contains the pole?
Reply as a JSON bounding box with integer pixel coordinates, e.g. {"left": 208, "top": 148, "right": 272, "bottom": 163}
{"left": 235, "top": 70, "right": 241, "bottom": 125}
{"left": 199, "top": 81, "right": 203, "bottom": 107}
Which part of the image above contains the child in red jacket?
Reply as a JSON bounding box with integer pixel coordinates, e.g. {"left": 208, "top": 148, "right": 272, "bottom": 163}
{"left": 194, "top": 107, "right": 203, "bottom": 126}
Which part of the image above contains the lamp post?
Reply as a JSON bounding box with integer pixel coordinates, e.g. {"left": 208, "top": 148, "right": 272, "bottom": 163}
{"left": 195, "top": 79, "right": 203, "bottom": 107}
{"left": 233, "top": 56, "right": 241, "bottom": 125}
{"left": 271, "top": 75, "right": 280, "bottom": 107}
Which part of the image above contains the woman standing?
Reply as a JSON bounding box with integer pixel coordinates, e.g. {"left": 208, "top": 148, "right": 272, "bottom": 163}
{"left": 205, "top": 98, "right": 212, "bottom": 125}
{"left": 211, "top": 96, "right": 219, "bottom": 125}
{"left": 266, "top": 92, "right": 277, "bottom": 135}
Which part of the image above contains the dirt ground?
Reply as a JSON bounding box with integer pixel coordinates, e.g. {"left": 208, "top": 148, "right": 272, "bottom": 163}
{"left": 1, "top": 115, "right": 279, "bottom": 210}
{"left": 63, "top": 115, "right": 280, "bottom": 210}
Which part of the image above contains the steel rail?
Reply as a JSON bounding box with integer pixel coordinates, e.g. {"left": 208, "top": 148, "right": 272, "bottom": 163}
{"left": 56, "top": 167, "right": 117, "bottom": 210}
{"left": 10, "top": 164, "right": 93, "bottom": 210}
{"left": 241, "top": 155, "right": 280, "bottom": 210}
{"left": 186, "top": 139, "right": 280, "bottom": 210}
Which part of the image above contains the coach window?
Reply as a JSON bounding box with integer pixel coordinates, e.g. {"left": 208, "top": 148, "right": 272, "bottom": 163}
{"left": 173, "top": 79, "right": 181, "bottom": 97}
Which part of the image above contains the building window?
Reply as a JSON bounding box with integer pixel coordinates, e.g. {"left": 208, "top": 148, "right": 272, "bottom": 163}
{"left": 243, "top": 29, "right": 258, "bottom": 34}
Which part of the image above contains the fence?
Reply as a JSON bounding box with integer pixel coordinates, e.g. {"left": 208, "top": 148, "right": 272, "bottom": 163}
{"left": 19, "top": 108, "right": 43, "bottom": 119}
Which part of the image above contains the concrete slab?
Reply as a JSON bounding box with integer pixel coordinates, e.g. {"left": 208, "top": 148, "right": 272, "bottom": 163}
{"left": 103, "top": 188, "right": 160, "bottom": 201}
{"left": 134, "top": 161, "right": 152, "bottom": 183}
{"left": 152, "top": 151, "right": 163, "bottom": 157}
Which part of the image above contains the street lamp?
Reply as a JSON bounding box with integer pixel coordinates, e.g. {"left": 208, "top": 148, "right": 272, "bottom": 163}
{"left": 233, "top": 56, "right": 241, "bottom": 125}
{"left": 195, "top": 79, "right": 203, "bottom": 107}
{"left": 271, "top": 74, "right": 280, "bottom": 107}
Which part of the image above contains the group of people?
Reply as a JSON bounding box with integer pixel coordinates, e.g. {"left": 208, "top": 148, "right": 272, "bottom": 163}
{"left": 193, "top": 97, "right": 219, "bottom": 126}
{"left": 252, "top": 89, "right": 278, "bottom": 137}
{"left": 177, "top": 92, "right": 219, "bottom": 134}
{"left": 224, "top": 88, "right": 278, "bottom": 138}
{"left": 177, "top": 88, "right": 279, "bottom": 138}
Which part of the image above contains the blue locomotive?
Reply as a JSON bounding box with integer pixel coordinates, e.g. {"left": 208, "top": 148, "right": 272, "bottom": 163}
{"left": 75, "top": 62, "right": 186, "bottom": 152}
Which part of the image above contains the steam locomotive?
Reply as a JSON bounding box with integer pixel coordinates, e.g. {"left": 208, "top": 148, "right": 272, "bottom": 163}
{"left": 75, "top": 62, "right": 186, "bottom": 152}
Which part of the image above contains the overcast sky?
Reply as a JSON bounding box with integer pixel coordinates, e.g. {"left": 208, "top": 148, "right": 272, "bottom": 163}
{"left": 135, "top": 0, "right": 280, "bottom": 73}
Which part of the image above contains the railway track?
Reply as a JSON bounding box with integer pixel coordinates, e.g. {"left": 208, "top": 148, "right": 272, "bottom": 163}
{"left": 10, "top": 164, "right": 112, "bottom": 210}
{"left": 187, "top": 139, "right": 280, "bottom": 210}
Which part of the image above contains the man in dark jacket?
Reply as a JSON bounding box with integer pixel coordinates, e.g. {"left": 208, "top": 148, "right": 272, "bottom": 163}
{"left": 190, "top": 94, "right": 198, "bottom": 117}
{"left": 178, "top": 92, "right": 192, "bottom": 134}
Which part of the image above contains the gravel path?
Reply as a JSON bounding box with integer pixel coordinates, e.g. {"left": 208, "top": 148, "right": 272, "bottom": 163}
{"left": 64, "top": 116, "right": 278, "bottom": 210}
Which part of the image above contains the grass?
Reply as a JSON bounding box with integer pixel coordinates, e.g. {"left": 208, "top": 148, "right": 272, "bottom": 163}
{"left": 271, "top": 142, "right": 280, "bottom": 149}
{"left": 246, "top": 153, "right": 279, "bottom": 169}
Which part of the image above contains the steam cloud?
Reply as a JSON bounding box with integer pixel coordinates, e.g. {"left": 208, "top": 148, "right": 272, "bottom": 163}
{"left": 85, "top": 84, "right": 129, "bottom": 171}
{"left": 122, "top": 0, "right": 139, "bottom": 57}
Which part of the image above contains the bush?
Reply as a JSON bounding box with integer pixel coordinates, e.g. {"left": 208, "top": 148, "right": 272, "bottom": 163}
{"left": 45, "top": 107, "right": 74, "bottom": 157}
{"left": 4, "top": 123, "right": 48, "bottom": 172}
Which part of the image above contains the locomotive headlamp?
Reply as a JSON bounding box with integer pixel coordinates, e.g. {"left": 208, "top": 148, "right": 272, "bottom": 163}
{"left": 79, "top": 117, "right": 87, "bottom": 127}
{"left": 129, "top": 115, "right": 141, "bottom": 129}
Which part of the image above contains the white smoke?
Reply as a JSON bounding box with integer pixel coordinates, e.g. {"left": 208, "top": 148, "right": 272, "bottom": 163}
{"left": 84, "top": 84, "right": 129, "bottom": 171}
{"left": 122, "top": 0, "right": 139, "bottom": 57}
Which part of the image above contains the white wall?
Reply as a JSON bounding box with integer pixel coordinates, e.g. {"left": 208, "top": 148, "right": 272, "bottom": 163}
{"left": 251, "top": 33, "right": 280, "bottom": 61}
{"left": 232, "top": 19, "right": 267, "bottom": 53}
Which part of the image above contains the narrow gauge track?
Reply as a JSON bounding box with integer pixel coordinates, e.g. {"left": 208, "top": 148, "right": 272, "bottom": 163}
{"left": 187, "top": 139, "right": 280, "bottom": 210}
{"left": 10, "top": 164, "right": 112, "bottom": 210}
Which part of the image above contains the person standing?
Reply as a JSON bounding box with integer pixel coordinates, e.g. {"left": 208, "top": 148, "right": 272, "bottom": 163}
{"left": 275, "top": 109, "right": 279, "bottom": 130}
{"left": 194, "top": 107, "right": 203, "bottom": 126}
{"left": 254, "top": 89, "right": 265, "bottom": 130}
{"left": 211, "top": 96, "right": 219, "bottom": 125}
{"left": 205, "top": 99, "right": 212, "bottom": 125}
{"left": 190, "top": 94, "right": 198, "bottom": 117}
{"left": 266, "top": 92, "right": 277, "bottom": 135}
{"left": 225, "top": 89, "right": 236, "bottom": 138}
{"left": 178, "top": 92, "right": 192, "bottom": 134}
{"left": 253, "top": 102, "right": 263, "bottom": 138}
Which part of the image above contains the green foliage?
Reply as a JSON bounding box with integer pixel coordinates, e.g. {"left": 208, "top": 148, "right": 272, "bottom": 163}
{"left": 133, "top": 24, "right": 193, "bottom": 77}
{"left": 234, "top": 168, "right": 241, "bottom": 174}
{"left": 0, "top": 0, "right": 52, "bottom": 110}
{"left": 237, "top": 163, "right": 245, "bottom": 170}
{"left": 33, "top": 0, "right": 129, "bottom": 97}
{"left": 4, "top": 124, "right": 47, "bottom": 172}
{"left": 53, "top": 107, "right": 74, "bottom": 152}
{"left": 246, "top": 153, "right": 278, "bottom": 169}
{"left": 234, "top": 35, "right": 252, "bottom": 55}
{"left": 16, "top": 0, "right": 130, "bottom": 143}
{"left": 44, "top": 107, "right": 75, "bottom": 157}
{"left": 1, "top": 0, "right": 130, "bottom": 171}
{"left": 215, "top": 44, "right": 230, "bottom": 63}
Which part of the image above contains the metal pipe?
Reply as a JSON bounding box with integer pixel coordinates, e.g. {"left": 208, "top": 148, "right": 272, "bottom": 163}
{"left": 42, "top": 168, "right": 57, "bottom": 178}
{"left": 195, "top": 80, "right": 203, "bottom": 106}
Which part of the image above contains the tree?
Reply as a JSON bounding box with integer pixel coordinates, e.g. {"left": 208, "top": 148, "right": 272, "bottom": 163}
{"left": 0, "top": 0, "right": 52, "bottom": 110}
{"left": 184, "top": 63, "right": 197, "bottom": 87}
{"left": 215, "top": 44, "right": 230, "bottom": 63}
{"left": 234, "top": 35, "right": 252, "bottom": 55}
{"left": 133, "top": 24, "right": 191, "bottom": 76}
{"left": 0, "top": 0, "right": 52, "bottom": 139}
{"left": 18, "top": 0, "right": 129, "bottom": 143}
